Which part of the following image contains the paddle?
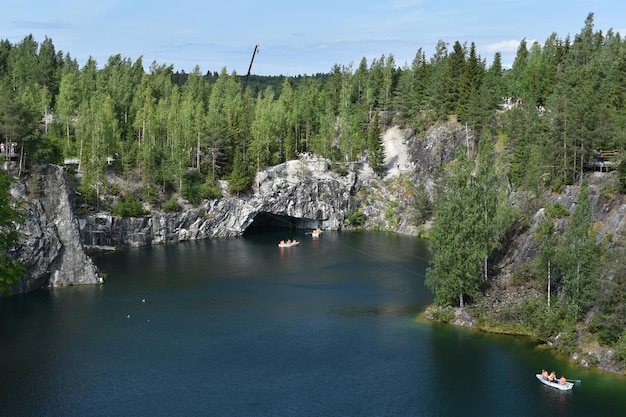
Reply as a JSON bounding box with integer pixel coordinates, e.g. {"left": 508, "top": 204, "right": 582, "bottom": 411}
{"left": 567, "top": 379, "right": 581, "bottom": 383}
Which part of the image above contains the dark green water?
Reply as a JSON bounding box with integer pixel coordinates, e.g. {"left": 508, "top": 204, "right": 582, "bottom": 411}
{"left": 1, "top": 231, "right": 626, "bottom": 416}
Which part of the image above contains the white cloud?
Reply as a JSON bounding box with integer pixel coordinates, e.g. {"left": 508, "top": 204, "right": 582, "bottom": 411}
{"left": 484, "top": 39, "right": 523, "bottom": 53}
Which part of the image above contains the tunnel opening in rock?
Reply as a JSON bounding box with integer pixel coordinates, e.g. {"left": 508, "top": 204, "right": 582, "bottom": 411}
{"left": 243, "top": 212, "right": 319, "bottom": 235}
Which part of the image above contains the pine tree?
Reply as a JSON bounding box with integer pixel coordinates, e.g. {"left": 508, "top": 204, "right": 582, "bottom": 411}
{"left": 228, "top": 145, "right": 251, "bottom": 195}
{"left": 367, "top": 110, "right": 385, "bottom": 173}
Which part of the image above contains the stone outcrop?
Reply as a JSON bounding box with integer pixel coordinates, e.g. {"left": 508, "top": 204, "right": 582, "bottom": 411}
{"left": 355, "top": 121, "right": 466, "bottom": 234}
{"left": 79, "top": 157, "right": 356, "bottom": 250}
{"left": 8, "top": 164, "right": 101, "bottom": 294}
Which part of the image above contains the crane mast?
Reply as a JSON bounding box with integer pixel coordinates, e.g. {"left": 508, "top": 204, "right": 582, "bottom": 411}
{"left": 242, "top": 44, "right": 259, "bottom": 94}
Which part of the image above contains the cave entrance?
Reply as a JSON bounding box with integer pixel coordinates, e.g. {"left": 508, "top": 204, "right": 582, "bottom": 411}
{"left": 243, "top": 212, "right": 318, "bottom": 235}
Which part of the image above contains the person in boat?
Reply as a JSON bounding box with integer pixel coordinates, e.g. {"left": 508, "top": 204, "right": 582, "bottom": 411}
{"left": 541, "top": 370, "right": 549, "bottom": 380}
{"left": 548, "top": 371, "right": 557, "bottom": 382}
{"left": 280, "top": 240, "right": 285, "bottom": 245}
{"left": 287, "top": 239, "right": 292, "bottom": 244}
{"left": 560, "top": 376, "right": 567, "bottom": 385}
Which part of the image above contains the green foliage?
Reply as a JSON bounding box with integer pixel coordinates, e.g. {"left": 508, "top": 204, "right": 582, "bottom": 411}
{"left": 535, "top": 302, "right": 577, "bottom": 342}
{"left": 0, "top": 15, "right": 623, "bottom": 214}
{"left": 74, "top": 182, "right": 99, "bottom": 214}
{"left": 384, "top": 201, "right": 398, "bottom": 228}
{"left": 589, "top": 313, "right": 625, "bottom": 345}
{"left": 428, "top": 306, "right": 455, "bottom": 323}
{"left": 228, "top": 146, "right": 251, "bottom": 195}
{"left": 180, "top": 170, "right": 222, "bottom": 205}
{"left": 181, "top": 170, "right": 204, "bottom": 204}
{"left": 367, "top": 110, "right": 385, "bottom": 173}
{"left": 112, "top": 195, "right": 146, "bottom": 218}
{"left": 510, "top": 262, "right": 539, "bottom": 286}
{"left": 37, "top": 130, "right": 65, "bottom": 165}
{"left": 0, "top": 170, "right": 26, "bottom": 293}
{"left": 426, "top": 147, "right": 484, "bottom": 307}
{"left": 555, "top": 179, "right": 599, "bottom": 319}
{"left": 198, "top": 182, "right": 222, "bottom": 200}
{"left": 333, "top": 164, "right": 349, "bottom": 177}
{"left": 426, "top": 135, "right": 514, "bottom": 306}
{"left": 545, "top": 202, "right": 570, "bottom": 218}
{"left": 555, "top": 326, "right": 578, "bottom": 356}
{"left": 345, "top": 208, "right": 364, "bottom": 229}
{"left": 412, "top": 182, "right": 433, "bottom": 225}
{"left": 161, "top": 197, "right": 182, "bottom": 213}
{"left": 588, "top": 247, "right": 626, "bottom": 346}
{"left": 618, "top": 159, "right": 626, "bottom": 193}
{"left": 613, "top": 332, "right": 626, "bottom": 364}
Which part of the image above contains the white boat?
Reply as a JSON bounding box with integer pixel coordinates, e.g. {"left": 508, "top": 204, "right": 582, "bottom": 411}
{"left": 535, "top": 374, "right": 574, "bottom": 390}
{"left": 278, "top": 241, "right": 300, "bottom": 248}
{"left": 307, "top": 229, "right": 323, "bottom": 237}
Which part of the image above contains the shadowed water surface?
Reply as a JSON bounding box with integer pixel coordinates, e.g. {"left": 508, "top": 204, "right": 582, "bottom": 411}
{"left": 1, "top": 231, "right": 626, "bottom": 416}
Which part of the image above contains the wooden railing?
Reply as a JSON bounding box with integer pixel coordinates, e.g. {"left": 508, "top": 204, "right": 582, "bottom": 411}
{"left": 591, "top": 149, "right": 621, "bottom": 172}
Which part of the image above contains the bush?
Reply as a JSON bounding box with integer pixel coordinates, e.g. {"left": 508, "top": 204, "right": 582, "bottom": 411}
{"left": 75, "top": 183, "right": 99, "bottom": 213}
{"left": 182, "top": 170, "right": 204, "bottom": 204}
{"left": 545, "top": 202, "right": 569, "bottom": 218}
{"left": 113, "top": 195, "right": 146, "bottom": 217}
{"left": 334, "top": 164, "right": 348, "bottom": 177}
{"left": 161, "top": 197, "right": 182, "bottom": 213}
{"left": 199, "top": 182, "right": 222, "bottom": 200}
{"left": 510, "top": 261, "right": 537, "bottom": 286}
{"left": 384, "top": 201, "right": 398, "bottom": 228}
{"left": 413, "top": 182, "right": 433, "bottom": 225}
{"left": 618, "top": 159, "right": 626, "bottom": 194}
{"left": 345, "top": 208, "right": 364, "bottom": 229}
{"left": 555, "top": 327, "right": 578, "bottom": 355}
{"left": 429, "top": 306, "right": 455, "bottom": 323}
{"left": 613, "top": 332, "right": 626, "bottom": 365}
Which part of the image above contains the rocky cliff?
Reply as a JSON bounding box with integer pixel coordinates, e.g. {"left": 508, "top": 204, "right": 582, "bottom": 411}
{"left": 8, "top": 164, "right": 102, "bottom": 294}
{"left": 78, "top": 157, "right": 356, "bottom": 250}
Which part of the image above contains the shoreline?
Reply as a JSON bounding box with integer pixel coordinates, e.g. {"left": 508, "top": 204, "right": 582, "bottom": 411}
{"left": 419, "top": 304, "right": 626, "bottom": 378}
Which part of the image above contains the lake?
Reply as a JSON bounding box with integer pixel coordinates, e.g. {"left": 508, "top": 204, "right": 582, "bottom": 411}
{"left": 1, "top": 231, "right": 626, "bottom": 416}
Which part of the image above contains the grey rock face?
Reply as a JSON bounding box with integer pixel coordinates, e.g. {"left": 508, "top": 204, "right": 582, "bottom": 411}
{"left": 79, "top": 158, "right": 354, "bottom": 250}
{"left": 8, "top": 165, "right": 101, "bottom": 294}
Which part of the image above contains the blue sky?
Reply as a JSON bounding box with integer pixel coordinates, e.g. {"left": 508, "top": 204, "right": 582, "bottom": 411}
{"left": 3, "top": 1, "right": 626, "bottom": 76}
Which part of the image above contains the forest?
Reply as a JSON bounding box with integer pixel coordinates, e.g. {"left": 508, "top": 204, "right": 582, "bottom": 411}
{"left": 1, "top": 14, "right": 625, "bottom": 202}
{"left": 1, "top": 13, "right": 626, "bottom": 367}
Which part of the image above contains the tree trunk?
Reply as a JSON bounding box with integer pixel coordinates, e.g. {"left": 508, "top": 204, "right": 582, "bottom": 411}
{"left": 579, "top": 139, "right": 585, "bottom": 186}
{"left": 563, "top": 99, "right": 567, "bottom": 184}
{"left": 547, "top": 259, "right": 551, "bottom": 308}
{"left": 484, "top": 254, "right": 488, "bottom": 282}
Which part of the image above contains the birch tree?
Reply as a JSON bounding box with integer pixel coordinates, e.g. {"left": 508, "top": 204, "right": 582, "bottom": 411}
{"left": 557, "top": 178, "right": 599, "bottom": 319}
{"left": 426, "top": 147, "right": 483, "bottom": 307}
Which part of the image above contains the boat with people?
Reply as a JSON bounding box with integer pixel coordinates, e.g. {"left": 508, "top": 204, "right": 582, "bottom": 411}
{"left": 535, "top": 372, "right": 574, "bottom": 391}
{"left": 311, "top": 228, "right": 322, "bottom": 238}
{"left": 278, "top": 239, "right": 299, "bottom": 248}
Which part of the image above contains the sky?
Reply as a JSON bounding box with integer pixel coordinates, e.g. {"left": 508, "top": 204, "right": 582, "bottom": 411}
{"left": 3, "top": 1, "right": 626, "bottom": 76}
